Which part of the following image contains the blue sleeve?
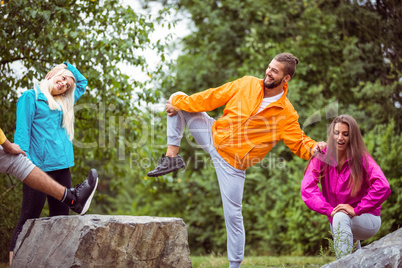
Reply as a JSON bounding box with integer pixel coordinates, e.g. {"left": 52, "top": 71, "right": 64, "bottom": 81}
{"left": 14, "top": 90, "right": 36, "bottom": 160}
{"left": 64, "top": 62, "right": 88, "bottom": 103}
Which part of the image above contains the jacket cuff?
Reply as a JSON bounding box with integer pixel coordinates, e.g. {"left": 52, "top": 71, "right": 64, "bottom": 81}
{"left": 63, "top": 62, "right": 82, "bottom": 85}
{"left": 169, "top": 91, "right": 188, "bottom": 102}
{"left": 63, "top": 62, "right": 72, "bottom": 71}
{"left": 326, "top": 207, "right": 334, "bottom": 217}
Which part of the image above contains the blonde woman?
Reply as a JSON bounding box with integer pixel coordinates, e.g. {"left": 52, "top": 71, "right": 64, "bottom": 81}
{"left": 10, "top": 62, "right": 89, "bottom": 261}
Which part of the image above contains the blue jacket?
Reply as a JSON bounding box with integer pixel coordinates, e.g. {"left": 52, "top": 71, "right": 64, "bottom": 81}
{"left": 14, "top": 62, "right": 88, "bottom": 172}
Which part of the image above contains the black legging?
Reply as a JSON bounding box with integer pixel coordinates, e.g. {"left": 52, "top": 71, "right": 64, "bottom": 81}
{"left": 10, "top": 168, "right": 71, "bottom": 251}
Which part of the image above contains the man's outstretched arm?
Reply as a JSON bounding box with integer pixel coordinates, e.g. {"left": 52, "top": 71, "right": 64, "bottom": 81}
{"left": 280, "top": 115, "right": 326, "bottom": 160}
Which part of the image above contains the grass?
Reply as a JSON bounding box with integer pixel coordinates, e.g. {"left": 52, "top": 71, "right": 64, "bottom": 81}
{"left": 1, "top": 255, "right": 335, "bottom": 267}
{"left": 190, "top": 255, "right": 335, "bottom": 267}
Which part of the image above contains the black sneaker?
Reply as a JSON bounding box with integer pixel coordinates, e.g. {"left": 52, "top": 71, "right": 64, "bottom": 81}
{"left": 147, "top": 154, "right": 186, "bottom": 177}
{"left": 69, "top": 169, "right": 98, "bottom": 215}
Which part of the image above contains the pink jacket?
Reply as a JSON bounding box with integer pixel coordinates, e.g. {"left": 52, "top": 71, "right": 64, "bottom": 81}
{"left": 301, "top": 153, "right": 391, "bottom": 225}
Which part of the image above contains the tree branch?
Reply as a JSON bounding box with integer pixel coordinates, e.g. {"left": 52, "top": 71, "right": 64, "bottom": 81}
{"left": 0, "top": 57, "right": 51, "bottom": 66}
{"left": 0, "top": 57, "right": 27, "bottom": 65}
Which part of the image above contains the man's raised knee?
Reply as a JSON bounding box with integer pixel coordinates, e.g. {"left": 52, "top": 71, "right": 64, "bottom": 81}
{"left": 169, "top": 91, "right": 188, "bottom": 101}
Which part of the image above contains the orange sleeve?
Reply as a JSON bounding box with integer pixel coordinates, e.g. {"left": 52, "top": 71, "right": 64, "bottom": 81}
{"left": 171, "top": 79, "right": 240, "bottom": 113}
{"left": 280, "top": 112, "right": 317, "bottom": 160}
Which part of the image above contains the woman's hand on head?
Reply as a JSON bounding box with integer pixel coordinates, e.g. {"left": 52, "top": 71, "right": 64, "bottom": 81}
{"left": 46, "top": 64, "right": 67, "bottom": 80}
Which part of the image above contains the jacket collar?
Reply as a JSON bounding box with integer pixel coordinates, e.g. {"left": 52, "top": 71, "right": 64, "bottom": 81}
{"left": 277, "top": 83, "right": 289, "bottom": 107}
{"left": 259, "top": 80, "right": 289, "bottom": 109}
{"left": 316, "top": 148, "right": 351, "bottom": 168}
{"left": 34, "top": 85, "right": 48, "bottom": 102}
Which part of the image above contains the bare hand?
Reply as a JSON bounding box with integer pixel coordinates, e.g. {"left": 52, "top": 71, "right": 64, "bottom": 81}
{"left": 166, "top": 100, "right": 179, "bottom": 117}
{"left": 46, "top": 64, "right": 67, "bottom": 80}
{"left": 2, "top": 140, "right": 27, "bottom": 156}
{"left": 331, "top": 204, "right": 356, "bottom": 218}
{"left": 313, "top": 141, "right": 327, "bottom": 154}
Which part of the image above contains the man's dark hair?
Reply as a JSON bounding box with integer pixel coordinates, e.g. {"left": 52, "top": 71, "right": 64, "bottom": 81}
{"left": 274, "top": 53, "right": 299, "bottom": 78}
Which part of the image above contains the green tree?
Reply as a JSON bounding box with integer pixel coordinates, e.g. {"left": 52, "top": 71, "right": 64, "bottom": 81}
{"left": 0, "top": 0, "right": 171, "bottom": 261}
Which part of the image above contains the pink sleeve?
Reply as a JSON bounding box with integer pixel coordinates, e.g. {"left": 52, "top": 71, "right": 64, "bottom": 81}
{"left": 301, "top": 156, "right": 334, "bottom": 217}
{"left": 354, "top": 156, "right": 391, "bottom": 216}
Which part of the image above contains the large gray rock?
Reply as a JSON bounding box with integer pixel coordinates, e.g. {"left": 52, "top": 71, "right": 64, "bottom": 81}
{"left": 321, "top": 228, "right": 402, "bottom": 268}
{"left": 11, "top": 215, "right": 192, "bottom": 268}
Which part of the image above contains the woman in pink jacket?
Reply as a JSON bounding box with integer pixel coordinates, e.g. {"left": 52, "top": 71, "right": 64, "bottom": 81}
{"left": 301, "top": 115, "right": 391, "bottom": 259}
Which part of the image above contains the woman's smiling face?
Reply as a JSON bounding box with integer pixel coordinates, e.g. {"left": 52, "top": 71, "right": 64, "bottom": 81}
{"left": 333, "top": 122, "right": 349, "bottom": 153}
{"left": 51, "top": 75, "right": 74, "bottom": 96}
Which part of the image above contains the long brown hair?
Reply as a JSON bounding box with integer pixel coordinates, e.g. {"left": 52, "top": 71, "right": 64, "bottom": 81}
{"left": 307, "top": 115, "right": 370, "bottom": 197}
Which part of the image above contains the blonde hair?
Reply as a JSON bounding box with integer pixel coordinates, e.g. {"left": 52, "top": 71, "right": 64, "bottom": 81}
{"left": 35, "top": 69, "right": 76, "bottom": 140}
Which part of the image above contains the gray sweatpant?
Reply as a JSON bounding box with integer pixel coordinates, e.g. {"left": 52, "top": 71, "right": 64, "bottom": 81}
{"left": 167, "top": 110, "right": 245, "bottom": 268}
{"left": 0, "top": 146, "right": 35, "bottom": 181}
{"left": 331, "top": 212, "right": 381, "bottom": 259}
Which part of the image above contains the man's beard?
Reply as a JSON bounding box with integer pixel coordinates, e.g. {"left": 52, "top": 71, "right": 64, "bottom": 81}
{"left": 263, "top": 74, "right": 284, "bottom": 89}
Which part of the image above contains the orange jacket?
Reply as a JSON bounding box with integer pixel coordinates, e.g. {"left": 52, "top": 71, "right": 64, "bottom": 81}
{"left": 172, "top": 76, "right": 317, "bottom": 170}
{"left": 0, "top": 128, "right": 6, "bottom": 145}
